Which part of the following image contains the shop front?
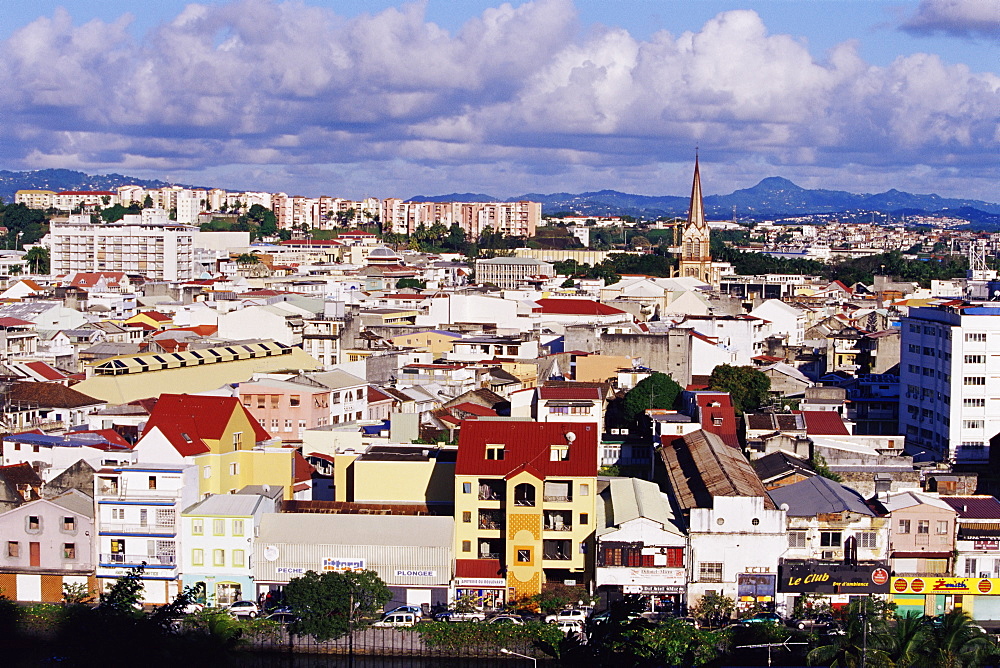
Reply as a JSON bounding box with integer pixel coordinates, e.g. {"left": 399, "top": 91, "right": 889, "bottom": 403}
{"left": 891, "top": 577, "right": 1000, "bottom": 621}
{"left": 597, "top": 564, "right": 686, "bottom": 616}
{"left": 738, "top": 573, "right": 777, "bottom": 612}
{"left": 778, "top": 560, "right": 891, "bottom": 611}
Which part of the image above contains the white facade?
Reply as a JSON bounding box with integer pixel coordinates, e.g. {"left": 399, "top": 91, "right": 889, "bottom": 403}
{"left": 900, "top": 305, "right": 1000, "bottom": 463}
{"left": 49, "top": 213, "right": 196, "bottom": 281}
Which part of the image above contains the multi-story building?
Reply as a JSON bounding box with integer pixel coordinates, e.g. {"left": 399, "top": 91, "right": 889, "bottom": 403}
{"left": 48, "top": 212, "right": 195, "bottom": 281}
{"left": 900, "top": 303, "right": 1000, "bottom": 462}
{"left": 454, "top": 421, "right": 598, "bottom": 606}
{"left": 14, "top": 190, "right": 56, "bottom": 208}
{"left": 475, "top": 257, "right": 554, "bottom": 290}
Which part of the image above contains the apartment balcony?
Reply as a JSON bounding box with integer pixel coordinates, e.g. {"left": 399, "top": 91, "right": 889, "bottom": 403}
{"left": 99, "top": 523, "right": 177, "bottom": 536}
{"left": 100, "top": 554, "right": 176, "bottom": 568}
{"left": 543, "top": 539, "right": 573, "bottom": 561}
{"left": 544, "top": 510, "right": 572, "bottom": 532}
{"left": 478, "top": 510, "right": 504, "bottom": 531}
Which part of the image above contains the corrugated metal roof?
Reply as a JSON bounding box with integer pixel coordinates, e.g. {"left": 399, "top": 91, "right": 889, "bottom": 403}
{"left": 456, "top": 421, "right": 598, "bottom": 478}
{"left": 941, "top": 496, "right": 1000, "bottom": 520}
{"left": 183, "top": 493, "right": 269, "bottom": 517}
{"left": 769, "top": 476, "right": 874, "bottom": 517}
{"left": 599, "top": 477, "right": 683, "bottom": 537}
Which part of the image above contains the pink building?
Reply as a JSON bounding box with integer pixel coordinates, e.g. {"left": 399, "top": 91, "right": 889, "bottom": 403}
{"left": 239, "top": 379, "right": 332, "bottom": 443}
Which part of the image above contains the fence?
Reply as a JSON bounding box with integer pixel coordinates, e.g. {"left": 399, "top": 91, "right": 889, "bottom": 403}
{"left": 246, "top": 626, "right": 553, "bottom": 664}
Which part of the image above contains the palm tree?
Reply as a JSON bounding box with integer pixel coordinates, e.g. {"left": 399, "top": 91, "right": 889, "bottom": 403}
{"left": 808, "top": 597, "right": 893, "bottom": 667}
{"left": 922, "top": 609, "right": 995, "bottom": 668}
{"left": 888, "top": 613, "right": 929, "bottom": 668}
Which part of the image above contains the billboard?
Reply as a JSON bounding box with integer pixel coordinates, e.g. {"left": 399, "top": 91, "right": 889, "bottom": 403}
{"left": 779, "top": 562, "right": 891, "bottom": 594}
{"left": 738, "top": 573, "right": 777, "bottom": 602}
{"left": 892, "top": 577, "right": 1000, "bottom": 596}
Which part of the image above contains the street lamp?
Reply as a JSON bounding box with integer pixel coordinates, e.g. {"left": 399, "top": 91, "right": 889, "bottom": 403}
{"left": 500, "top": 648, "right": 537, "bottom": 666}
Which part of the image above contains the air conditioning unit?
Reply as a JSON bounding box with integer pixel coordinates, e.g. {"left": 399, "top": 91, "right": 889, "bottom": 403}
{"left": 822, "top": 550, "right": 840, "bottom": 560}
{"left": 981, "top": 572, "right": 992, "bottom": 578}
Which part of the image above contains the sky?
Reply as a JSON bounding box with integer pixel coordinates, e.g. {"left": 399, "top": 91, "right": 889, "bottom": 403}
{"left": 1, "top": 0, "right": 998, "bottom": 202}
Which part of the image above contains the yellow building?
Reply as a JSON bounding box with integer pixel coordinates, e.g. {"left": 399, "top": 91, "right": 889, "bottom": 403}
{"left": 389, "top": 330, "right": 461, "bottom": 355}
{"left": 454, "top": 421, "right": 598, "bottom": 607}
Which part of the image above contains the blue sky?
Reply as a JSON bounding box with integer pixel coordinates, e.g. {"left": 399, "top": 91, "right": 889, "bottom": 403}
{"left": 2, "top": 0, "right": 997, "bottom": 201}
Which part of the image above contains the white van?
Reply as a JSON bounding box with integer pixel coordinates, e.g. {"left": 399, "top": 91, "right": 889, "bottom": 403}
{"left": 373, "top": 611, "right": 418, "bottom": 627}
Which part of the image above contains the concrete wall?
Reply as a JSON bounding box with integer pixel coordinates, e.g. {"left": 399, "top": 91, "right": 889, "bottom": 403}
{"left": 564, "top": 327, "right": 694, "bottom": 387}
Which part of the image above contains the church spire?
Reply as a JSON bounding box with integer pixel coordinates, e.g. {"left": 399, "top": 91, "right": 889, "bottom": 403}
{"left": 687, "top": 153, "right": 705, "bottom": 227}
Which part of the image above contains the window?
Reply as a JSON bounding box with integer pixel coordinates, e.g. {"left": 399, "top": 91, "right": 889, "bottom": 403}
{"left": 63, "top": 516, "right": 76, "bottom": 531}
{"left": 966, "top": 355, "right": 986, "bottom": 364}
{"left": 271, "top": 395, "right": 279, "bottom": 409}
{"left": 290, "top": 395, "right": 300, "bottom": 407}
{"left": 203, "top": 466, "right": 211, "bottom": 479}
{"left": 580, "top": 484, "right": 590, "bottom": 496}
{"left": 157, "top": 509, "right": 175, "bottom": 527}
{"left": 486, "top": 445, "right": 505, "bottom": 461}
{"left": 580, "top": 513, "right": 589, "bottom": 525}
{"left": 63, "top": 543, "right": 76, "bottom": 559}
{"left": 966, "top": 332, "right": 987, "bottom": 342}
{"left": 550, "top": 445, "right": 569, "bottom": 461}
{"left": 699, "top": 562, "right": 723, "bottom": 582}
{"left": 232, "top": 520, "right": 245, "bottom": 536}
{"left": 462, "top": 540, "right": 471, "bottom": 553}
{"left": 898, "top": 519, "right": 911, "bottom": 534}
{"left": 462, "top": 511, "right": 471, "bottom": 523}
{"left": 937, "top": 520, "right": 949, "bottom": 535}
{"left": 964, "top": 420, "right": 984, "bottom": 430}
{"left": 192, "top": 519, "right": 204, "bottom": 535}
{"left": 788, "top": 532, "right": 807, "bottom": 548}
{"left": 298, "top": 420, "right": 306, "bottom": 430}
{"left": 964, "top": 398, "right": 986, "bottom": 407}
{"left": 820, "top": 532, "right": 842, "bottom": 547}
{"left": 148, "top": 476, "right": 157, "bottom": 490}
{"left": 256, "top": 396, "right": 265, "bottom": 409}
{"left": 517, "top": 549, "right": 531, "bottom": 563}
{"left": 332, "top": 392, "right": 341, "bottom": 404}
{"left": 213, "top": 519, "right": 225, "bottom": 536}
{"left": 229, "top": 462, "right": 240, "bottom": 476}
{"left": 233, "top": 549, "right": 245, "bottom": 568}
{"left": 858, "top": 532, "right": 878, "bottom": 549}
{"left": 284, "top": 420, "right": 292, "bottom": 431}
{"left": 213, "top": 549, "right": 225, "bottom": 566}
{"left": 462, "top": 482, "right": 472, "bottom": 494}
{"left": 964, "top": 376, "right": 986, "bottom": 386}
{"left": 271, "top": 419, "right": 279, "bottom": 431}
{"left": 27, "top": 516, "right": 40, "bottom": 531}
{"left": 192, "top": 549, "right": 204, "bottom": 566}
{"left": 917, "top": 520, "right": 930, "bottom": 534}
{"left": 7, "top": 541, "right": 18, "bottom": 557}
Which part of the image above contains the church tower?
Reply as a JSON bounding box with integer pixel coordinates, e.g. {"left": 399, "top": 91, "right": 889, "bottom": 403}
{"left": 677, "top": 156, "right": 713, "bottom": 282}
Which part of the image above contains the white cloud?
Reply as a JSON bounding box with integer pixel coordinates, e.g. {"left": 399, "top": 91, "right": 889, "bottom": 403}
{"left": 0, "top": 0, "right": 996, "bottom": 200}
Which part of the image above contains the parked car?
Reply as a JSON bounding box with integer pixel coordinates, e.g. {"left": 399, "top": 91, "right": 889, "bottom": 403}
{"left": 556, "top": 619, "right": 585, "bottom": 636}
{"left": 487, "top": 615, "right": 525, "bottom": 625}
{"left": 266, "top": 612, "right": 299, "bottom": 625}
{"left": 545, "top": 608, "right": 589, "bottom": 624}
{"left": 384, "top": 605, "right": 423, "bottom": 619}
{"left": 227, "top": 600, "right": 260, "bottom": 618}
{"left": 373, "top": 611, "right": 418, "bottom": 627}
{"left": 738, "top": 612, "right": 783, "bottom": 626}
{"left": 677, "top": 616, "right": 700, "bottom": 628}
{"left": 788, "top": 613, "right": 838, "bottom": 631}
{"left": 436, "top": 609, "right": 486, "bottom": 622}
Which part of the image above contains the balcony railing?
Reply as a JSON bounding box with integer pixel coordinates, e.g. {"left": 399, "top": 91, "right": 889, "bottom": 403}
{"left": 543, "top": 495, "right": 571, "bottom": 503}
{"left": 478, "top": 518, "right": 503, "bottom": 531}
{"left": 544, "top": 523, "right": 573, "bottom": 532}
{"left": 100, "top": 554, "right": 176, "bottom": 567}
{"left": 99, "top": 523, "right": 176, "bottom": 535}
{"left": 479, "top": 552, "right": 500, "bottom": 559}
{"left": 543, "top": 552, "right": 572, "bottom": 561}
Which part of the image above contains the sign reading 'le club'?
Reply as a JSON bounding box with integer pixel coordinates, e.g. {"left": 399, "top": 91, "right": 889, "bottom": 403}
{"left": 892, "top": 577, "right": 1000, "bottom": 595}
{"left": 778, "top": 563, "right": 890, "bottom": 593}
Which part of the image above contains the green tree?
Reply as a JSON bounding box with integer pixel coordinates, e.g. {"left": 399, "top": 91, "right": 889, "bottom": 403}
{"left": 922, "top": 609, "right": 996, "bottom": 668}
{"left": 887, "top": 613, "right": 928, "bottom": 668}
{"left": 808, "top": 597, "right": 894, "bottom": 667}
{"left": 24, "top": 246, "right": 49, "bottom": 274}
{"left": 283, "top": 569, "right": 391, "bottom": 641}
{"left": 707, "top": 364, "right": 771, "bottom": 414}
{"left": 236, "top": 252, "right": 260, "bottom": 265}
{"left": 395, "top": 278, "right": 426, "bottom": 290}
{"left": 527, "top": 584, "right": 592, "bottom": 615}
{"left": 621, "top": 372, "right": 682, "bottom": 425}
{"left": 690, "top": 592, "right": 736, "bottom": 628}
{"left": 142, "top": 194, "right": 154, "bottom": 209}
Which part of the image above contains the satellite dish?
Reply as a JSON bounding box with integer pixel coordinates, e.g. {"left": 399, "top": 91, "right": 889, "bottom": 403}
{"left": 565, "top": 431, "right": 576, "bottom": 443}
{"left": 779, "top": 503, "right": 790, "bottom": 511}
{"left": 263, "top": 546, "right": 280, "bottom": 562}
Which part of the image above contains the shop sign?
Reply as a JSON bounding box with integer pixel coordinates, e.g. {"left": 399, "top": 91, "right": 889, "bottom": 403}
{"left": 738, "top": 573, "right": 776, "bottom": 599}
{"left": 892, "top": 577, "right": 1000, "bottom": 595}
{"left": 276, "top": 567, "right": 305, "bottom": 575}
{"left": 975, "top": 540, "right": 1000, "bottom": 551}
{"left": 323, "top": 558, "right": 365, "bottom": 572}
{"left": 779, "top": 563, "right": 890, "bottom": 593}
{"left": 456, "top": 578, "right": 506, "bottom": 587}
{"left": 394, "top": 569, "right": 436, "bottom": 578}
{"left": 624, "top": 585, "right": 684, "bottom": 594}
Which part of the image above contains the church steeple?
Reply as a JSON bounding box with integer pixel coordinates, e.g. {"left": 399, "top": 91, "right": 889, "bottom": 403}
{"left": 687, "top": 153, "right": 706, "bottom": 228}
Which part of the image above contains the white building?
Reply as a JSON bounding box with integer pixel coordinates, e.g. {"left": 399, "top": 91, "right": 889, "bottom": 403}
{"left": 900, "top": 304, "right": 1000, "bottom": 463}
{"left": 48, "top": 212, "right": 196, "bottom": 281}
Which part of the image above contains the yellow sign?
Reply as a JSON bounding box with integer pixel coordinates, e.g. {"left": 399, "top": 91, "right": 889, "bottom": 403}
{"left": 892, "top": 577, "right": 1000, "bottom": 596}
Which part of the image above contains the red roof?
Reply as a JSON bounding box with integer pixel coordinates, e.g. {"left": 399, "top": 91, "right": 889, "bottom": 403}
{"left": 449, "top": 402, "right": 497, "bottom": 417}
{"left": 0, "top": 317, "right": 33, "bottom": 327}
{"left": 941, "top": 496, "right": 1000, "bottom": 520}
{"left": 368, "top": 386, "right": 393, "bottom": 403}
{"left": 56, "top": 190, "right": 116, "bottom": 196}
{"left": 456, "top": 421, "right": 598, "bottom": 478}
{"left": 534, "top": 299, "right": 625, "bottom": 316}
{"left": 294, "top": 451, "right": 314, "bottom": 483}
{"left": 69, "top": 272, "right": 125, "bottom": 288}
{"left": 538, "top": 387, "right": 601, "bottom": 401}
{"left": 455, "top": 559, "right": 504, "bottom": 579}
{"left": 142, "top": 393, "right": 270, "bottom": 457}
{"left": 796, "top": 411, "right": 850, "bottom": 436}
{"left": 68, "top": 428, "right": 133, "bottom": 450}
{"left": 139, "top": 311, "right": 172, "bottom": 322}
{"left": 23, "top": 361, "right": 68, "bottom": 380}
{"left": 696, "top": 393, "right": 739, "bottom": 449}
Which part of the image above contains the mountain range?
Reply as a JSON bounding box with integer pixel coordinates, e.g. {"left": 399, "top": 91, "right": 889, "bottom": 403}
{"left": 2, "top": 168, "right": 998, "bottom": 223}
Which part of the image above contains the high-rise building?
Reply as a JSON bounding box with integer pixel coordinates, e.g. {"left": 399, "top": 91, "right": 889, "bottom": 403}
{"left": 49, "top": 211, "right": 195, "bottom": 281}
{"left": 899, "top": 303, "right": 1000, "bottom": 463}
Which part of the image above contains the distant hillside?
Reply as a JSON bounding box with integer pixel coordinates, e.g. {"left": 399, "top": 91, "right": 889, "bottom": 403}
{"left": 0, "top": 169, "right": 196, "bottom": 203}
{"left": 406, "top": 193, "right": 497, "bottom": 203}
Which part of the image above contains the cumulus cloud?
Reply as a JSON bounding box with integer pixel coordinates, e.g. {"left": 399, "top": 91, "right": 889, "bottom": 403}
{"left": 902, "top": 0, "right": 1000, "bottom": 38}
{"left": 0, "top": 0, "right": 997, "bottom": 199}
